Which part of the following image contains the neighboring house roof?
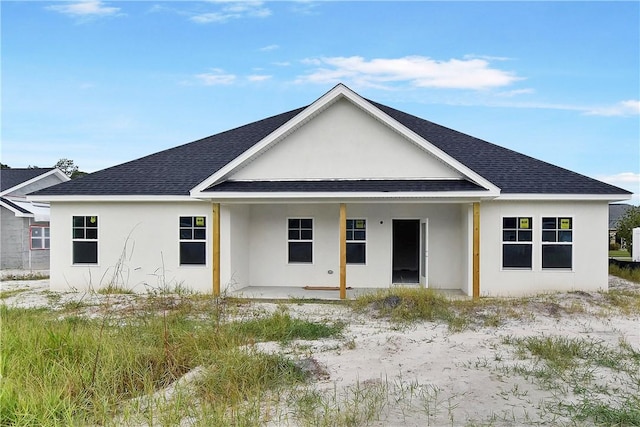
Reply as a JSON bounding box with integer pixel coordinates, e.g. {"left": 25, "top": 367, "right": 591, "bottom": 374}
{"left": 31, "top": 84, "right": 631, "bottom": 199}
{"left": 609, "top": 204, "right": 633, "bottom": 229}
{"left": 1, "top": 168, "right": 57, "bottom": 193}
{"left": 0, "top": 197, "right": 51, "bottom": 221}
{"left": 0, "top": 197, "right": 31, "bottom": 214}
{"left": 1, "top": 168, "right": 69, "bottom": 220}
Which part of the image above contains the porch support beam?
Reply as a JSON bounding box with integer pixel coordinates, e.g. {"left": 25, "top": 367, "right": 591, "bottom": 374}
{"left": 213, "top": 203, "right": 221, "bottom": 297}
{"left": 339, "top": 203, "right": 347, "bottom": 300}
{"left": 472, "top": 202, "right": 480, "bottom": 298}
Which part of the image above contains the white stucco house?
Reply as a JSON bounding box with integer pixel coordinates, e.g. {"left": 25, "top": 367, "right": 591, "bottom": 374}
{"left": 1, "top": 168, "right": 70, "bottom": 270}
{"left": 31, "top": 84, "right": 631, "bottom": 297}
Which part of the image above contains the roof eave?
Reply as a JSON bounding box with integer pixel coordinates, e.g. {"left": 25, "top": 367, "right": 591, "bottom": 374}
{"left": 193, "top": 190, "right": 499, "bottom": 203}
{"left": 0, "top": 169, "right": 70, "bottom": 197}
{"left": 28, "top": 194, "right": 199, "bottom": 203}
{"left": 497, "top": 193, "right": 632, "bottom": 202}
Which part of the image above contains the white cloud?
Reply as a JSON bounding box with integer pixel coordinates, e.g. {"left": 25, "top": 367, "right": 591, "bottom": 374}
{"left": 497, "top": 88, "right": 535, "bottom": 97}
{"left": 47, "top": 1, "right": 120, "bottom": 17}
{"left": 260, "top": 44, "right": 280, "bottom": 52}
{"left": 195, "top": 69, "right": 236, "bottom": 85}
{"left": 248, "top": 75, "right": 272, "bottom": 82}
{"left": 297, "top": 56, "right": 522, "bottom": 90}
{"left": 584, "top": 100, "right": 640, "bottom": 117}
{"left": 191, "top": 1, "right": 271, "bottom": 23}
{"left": 596, "top": 172, "right": 640, "bottom": 204}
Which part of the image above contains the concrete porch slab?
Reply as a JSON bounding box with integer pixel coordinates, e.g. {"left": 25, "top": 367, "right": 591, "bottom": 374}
{"left": 228, "top": 286, "right": 467, "bottom": 301}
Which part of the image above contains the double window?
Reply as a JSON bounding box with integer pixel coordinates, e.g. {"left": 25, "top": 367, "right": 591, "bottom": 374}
{"left": 179, "top": 216, "right": 206, "bottom": 265}
{"left": 288, "top": 218, "right": 313, "bottom": 263}
{"left": 542, "top": 217, "right": 572, "bottom": 269}
{"left": 30, "top": 225, "right": 50, "bottom": 250}
{"left": 502, "top": 217, "right": 533, "bottom": 269}
{"left": 72, "top": 216, "right": 98, "bottom": 264}
{"left": 346, "top": 219, "right": 366, "bottom": 264}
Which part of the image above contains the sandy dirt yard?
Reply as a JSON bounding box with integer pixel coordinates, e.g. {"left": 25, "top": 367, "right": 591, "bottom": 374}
{"left": 2, "top": 274, "right": 639, "bottom": 426}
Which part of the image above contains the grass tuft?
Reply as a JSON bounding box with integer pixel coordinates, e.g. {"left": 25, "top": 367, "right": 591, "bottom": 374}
{"left": 0, "top": 299, "right": 342, "bottom": 425}
{"left": 609, "top": 263, "right": 640, "bottom": 283}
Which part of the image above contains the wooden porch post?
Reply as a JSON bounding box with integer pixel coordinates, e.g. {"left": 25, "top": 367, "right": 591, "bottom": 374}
{"left": 472, "top": 202, "right": 480, "bottom": 299}
{"left": 339, "top": 203, "right": 347, "bottom": 300}
{"left": 213, "top": 203, "right": 221, "bottom": 297}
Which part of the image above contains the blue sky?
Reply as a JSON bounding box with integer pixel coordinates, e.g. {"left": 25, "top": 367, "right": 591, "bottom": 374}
{"left": 2, "top": 1, "right": 639, "bottom": 202}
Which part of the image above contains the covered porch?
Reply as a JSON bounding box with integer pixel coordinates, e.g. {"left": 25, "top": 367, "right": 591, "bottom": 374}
{"left": 210, "top": 200, "right": 481, "bottom": 299}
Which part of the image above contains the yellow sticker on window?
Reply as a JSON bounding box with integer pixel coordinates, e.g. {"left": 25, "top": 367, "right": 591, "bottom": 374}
{"left": 90, "top": 216, "right": 97, "bottom": 224}
{"left": 355, "top": 220, "right": 365, "bottom": 229}
{"left": 560, "top": 218, "right": 571, "bottom": 229}
{"left": 195, "top": 217, "right": 205, "bottom": 227}
{"left": 519, "top": 218, "right": 529, "bottom": 229}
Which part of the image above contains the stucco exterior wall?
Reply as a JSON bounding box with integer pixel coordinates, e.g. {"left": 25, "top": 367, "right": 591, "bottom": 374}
{"left": 49, "top": 201, "right": 213, "bottom": 292}
{"left": 478, "top": 200, "right": 609, "bottom": 296}
{"left": 231, "top": 98, "right": 462, "bottom": 181}
{"left": 239, "top": 202, "right": 466, "bottom": 290}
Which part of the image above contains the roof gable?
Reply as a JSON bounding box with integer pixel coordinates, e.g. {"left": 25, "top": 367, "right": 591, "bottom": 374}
{"left": 192, "top": 84, "right": 498, "bottom": 196}
{"left": 0, "top": 168, "right": 69, "bottom": 196}
{"left": 228, "top": 97, "right": 464, "bottom": 181}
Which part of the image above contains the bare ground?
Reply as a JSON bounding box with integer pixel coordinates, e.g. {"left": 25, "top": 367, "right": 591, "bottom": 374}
{"left": 1, "top": 274, "right": 639, "bottom": 426}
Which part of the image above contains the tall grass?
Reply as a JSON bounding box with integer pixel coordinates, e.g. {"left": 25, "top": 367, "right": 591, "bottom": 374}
{"left": 0, "top": 300, "right": 343, "bottom": 426}
{"left": 609, "top": 263, "right": 640, "bottom": 283}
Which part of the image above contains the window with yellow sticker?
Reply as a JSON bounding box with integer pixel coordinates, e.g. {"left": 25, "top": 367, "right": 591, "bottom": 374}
{"left": 502, "top": 217, "right": 532, "bottom": 269}
{"left": 179, "top": 216, "right": 206, "bottom": 265}
{"left": 542, "top": 217, "right": 572, "bottom": 269}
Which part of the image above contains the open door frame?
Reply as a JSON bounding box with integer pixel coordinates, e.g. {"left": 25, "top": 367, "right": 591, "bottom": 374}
{"left": 420, "top": 218, "right": 429, "bottom": 287}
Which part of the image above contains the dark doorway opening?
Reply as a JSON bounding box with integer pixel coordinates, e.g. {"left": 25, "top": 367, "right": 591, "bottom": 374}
{"left": 392, "top": 219, "right": 420, "bottom": 283}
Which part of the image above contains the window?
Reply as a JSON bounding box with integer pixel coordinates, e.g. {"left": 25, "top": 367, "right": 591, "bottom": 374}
{"left": 72, "top": 216, "right": 98, "bottom": 264}
{"left": 346, "top": 219, "right": 366, "bottom": 264}
{"left": 542, "top": 217, "right": 572, "bottom": 269}
{"left": 30, "top": 225, "right": 50, "bottom": 250}
{"left": 179, "top": 216, "right": 206, "bottom": 265}
{"left": 502, "top": 217, "right": 532, "bottom": 269}
{"left": 288, "top": 218, "right": 312, "bottom": 263}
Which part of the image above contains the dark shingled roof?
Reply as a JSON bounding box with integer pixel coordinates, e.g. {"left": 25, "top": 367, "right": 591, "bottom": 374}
{"left": 33, "top": 108, "right": 304, "bottom": 197}
{"left": 609, "top": 204, "right": 634, "bottom": 229}
{"left": 32, "top": 94, "right": 630, "bottom": 197}
{"left": 1, "top": 168, "right": 55, "bottom": 193}
{"left": 369, "top": 101, "right": 629, "bottom": 195}
{"left": 204, "top": 179, "right": 485, "bottom": 193}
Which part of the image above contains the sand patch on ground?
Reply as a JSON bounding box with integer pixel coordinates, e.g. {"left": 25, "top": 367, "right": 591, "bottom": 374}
{"left": 2, "top": 274, "right": 638, "bottom": 426}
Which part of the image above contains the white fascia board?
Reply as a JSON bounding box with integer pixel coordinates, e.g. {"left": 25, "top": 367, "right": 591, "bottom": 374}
{"left": 0, "top": 200, "right": 34, "bottom": 217}
{"left": 28, "top": 195, "right": 199, "bottom": 203}
{"left": 497, "top": 193, "right": 633, "bottom": 201}
{"left": 190, "top": 83, "right": 501, "bottom": 197}
{"left": 194, "top": 190, "right": 498, "bottom": 203}
{"left": 0, "top": 169, "right": 70, "bottom": 197}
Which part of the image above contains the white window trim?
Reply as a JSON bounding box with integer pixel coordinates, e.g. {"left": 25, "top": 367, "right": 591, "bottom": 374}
{"left": 501, "top": 215, "right": 534, "bottom": 271}
{"left": 71, "top": 215, "right": 99, "bottom": 266}
{"left": 346, "top": 217, "right": 367, "bottom": 266}
{"left": 287, "top": 217, "right": 314, "bottom": 264}
{"left": 178, "top": 215, "right": 208, "bottom": 267}
{"left": 541, "top": 216, "right": 574, "bottom": 271}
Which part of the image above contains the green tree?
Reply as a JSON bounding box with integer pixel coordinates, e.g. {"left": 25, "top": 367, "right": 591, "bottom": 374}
{"left": 0, "top": 163, "right": 10, "bottom": 169}
{"left": 616, "top": 205, "right": 640, "bottom": 248}
{"left": 54, "top": 158, "right": 87, "bottom": 179}
{"left": 54, "top": 158, "right": 79, "bottom": 177}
